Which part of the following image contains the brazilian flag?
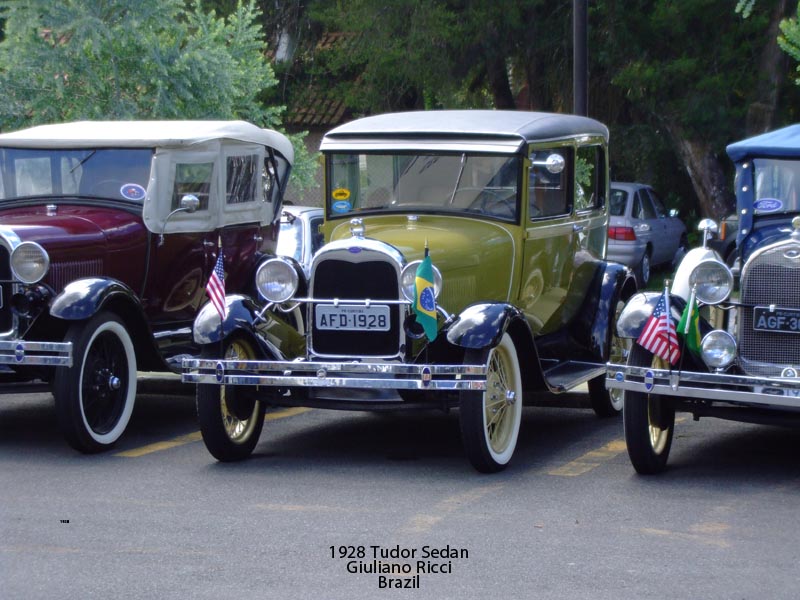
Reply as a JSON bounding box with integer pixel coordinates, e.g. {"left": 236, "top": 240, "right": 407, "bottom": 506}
{"left": 678, "top": 289, "right": 701, "bottom": 355}
{"left": 414, "top": 253, "right": 438, "bottom": 342}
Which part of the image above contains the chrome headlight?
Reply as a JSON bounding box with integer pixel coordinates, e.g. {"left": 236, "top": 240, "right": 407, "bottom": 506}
{"left": 400, "top": 260, "right": 443, "bottom": 302}
{"left": 689, "top": 259, "right": 733, "bottom": 304}
{"left": 10, "top": 242, "right": 50, "bottom": 284}
{"left": 256, "top": 257, "right": 299, "bottom": 303}
{"left": 701, "top": 330, "right": 736, "bottom": 369}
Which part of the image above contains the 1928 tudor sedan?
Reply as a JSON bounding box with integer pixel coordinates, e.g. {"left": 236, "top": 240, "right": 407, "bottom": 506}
{"left": 606, "top": 123, "right": 800, "bottom": 474}
{"left": 183, "top": 110, "right": 636, "bottom": 472}
{"left": 0, "top": 120, "right": 294, "bottom": 452}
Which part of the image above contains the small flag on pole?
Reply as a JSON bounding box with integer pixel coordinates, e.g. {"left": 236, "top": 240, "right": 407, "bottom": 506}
{"left": 413, "top": 244, "right": 438, "bottom": 342}
{"left": 637, "top": 289, "right": 680, "bottom": 365}
{"left": 206, "top": 249, "right": 226, "bottom": 320}
{"left": 677, "top": 285, "right": 701, "bottom": 355}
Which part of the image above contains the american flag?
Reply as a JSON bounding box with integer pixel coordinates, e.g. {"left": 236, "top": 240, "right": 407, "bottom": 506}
{"left": 637, "top": 291, "right": 680, "bottom": 365}
{"left": 206, "top": 250, "right": 226, "bottom": 320}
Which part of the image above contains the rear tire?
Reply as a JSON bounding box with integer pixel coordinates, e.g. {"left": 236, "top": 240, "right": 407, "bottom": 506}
{"left": 459, "top": 333, "right": 522, "bottom": 473}
{"left": 637, "top": 250, "right": 651, "bottom": 288}
{"left": 196, "top": 336, "right": 265, "bottom": 462}
{"left": 623, "top": 344, "right": 675, "bottom": 474}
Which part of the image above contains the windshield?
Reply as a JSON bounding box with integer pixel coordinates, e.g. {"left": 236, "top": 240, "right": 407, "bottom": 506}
{"left": 753, "top": 158, "right": 800, "bottom": 215}
{"left": 327, "top": 153, "right": 520, "bottom": 221}
{"left": 0, "top": 148, "right": 153, "bottom": 202}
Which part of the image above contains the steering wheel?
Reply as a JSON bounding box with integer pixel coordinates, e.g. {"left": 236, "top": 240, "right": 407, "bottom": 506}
{"left": 472, "top": 189, "right": 515, "bottom": 218}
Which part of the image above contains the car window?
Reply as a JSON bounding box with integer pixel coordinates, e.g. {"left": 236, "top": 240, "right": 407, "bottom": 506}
{"left": 528, "top": 148, "right": 570, "bottom": 218}
{"left": 647, "top": 188, "right": 667, "bottom": 218}
{"left": 575, "top": 144, "right": 604, "bottom": 212}
{"left": 309, "top": 216, "right": 324, "bottom": 254}
{"left": 172, "top": 163, "right": 213, "bottom": 210}
{"left": 327, "top": 152, "right": 520, "bottom": 222}
{"left": 609, "top": 189, "right": 627, "bottom": 216}
{"left": 753, "top": 158, "right": 800, "bottom": 213}
{"left": 226, "top": 154, "right": 258, "bottom": 205}
{"left": 637, "top": 190, "right": 657, "bottom": 220}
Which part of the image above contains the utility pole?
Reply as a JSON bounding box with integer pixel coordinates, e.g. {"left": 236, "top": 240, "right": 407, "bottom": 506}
{"left": 573, "top": 0, "right": 588, "bottom": 116}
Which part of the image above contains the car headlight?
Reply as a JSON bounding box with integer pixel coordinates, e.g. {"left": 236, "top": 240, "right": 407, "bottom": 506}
{"left": 10, "top": 242, "right": 50, "bottom": 284}
{"left": 256, "top": 257, "right": 299, "bottom": 303}
{"left": 701, "top": 330, "right": 736, "bottom": 369}
{"left": 400, "top": 261, "right": 443, "bottom": 302}
{"left": 689, "top": 259, "right": 733, "bottom": 304}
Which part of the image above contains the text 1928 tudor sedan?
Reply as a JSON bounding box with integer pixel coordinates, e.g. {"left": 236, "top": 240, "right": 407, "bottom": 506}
{"left": 183, "top": 110, "right": 636, "bottom": 472}
{"left": 0, "top": 120, "right": 295, "bottom": 452}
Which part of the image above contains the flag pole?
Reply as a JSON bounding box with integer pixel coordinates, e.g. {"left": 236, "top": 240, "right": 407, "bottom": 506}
{"left": 663, "top": 279, "right": 672, "bottom": 370}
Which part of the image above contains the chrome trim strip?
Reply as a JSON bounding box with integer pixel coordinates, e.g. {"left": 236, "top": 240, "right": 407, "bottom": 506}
{"left": 606, "top": 362, "right": 800, "bottom": 409}
{"left": 183, "top": 358, "right": 487, "bottom": 391}
{"left": 0, "top": 340, "right": 72, "bottom": 367}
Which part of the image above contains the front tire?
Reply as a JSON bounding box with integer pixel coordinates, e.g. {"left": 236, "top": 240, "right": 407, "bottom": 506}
{"left": 589, "top": 299, "right": 629, "bottom": 417}
{"left": 54, "top": 312, "right": 137, "bottom": 453}
{"left": 459, "top": 333, "right": 523, "bottom": 473}
{"left": 623, "top": 344, "right": 676, "bottom": 474}
{"left": 196, "top": 336, "right": 265, "bottom": 461}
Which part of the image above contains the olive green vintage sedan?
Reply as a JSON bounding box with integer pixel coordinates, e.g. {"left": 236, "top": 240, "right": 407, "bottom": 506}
{"left": 183, "top": 110, "right": 637, "bottom": 472}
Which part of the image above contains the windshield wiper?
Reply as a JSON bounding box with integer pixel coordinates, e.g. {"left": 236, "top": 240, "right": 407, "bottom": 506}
{"left": 449, "top": 153, "right": 467, "bottom": 205}
{"left": 70, "top": 150, "right": 96, "bottom": 173}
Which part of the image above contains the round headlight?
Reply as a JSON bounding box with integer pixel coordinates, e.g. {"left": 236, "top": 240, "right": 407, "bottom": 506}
{"left": 400, "top": 261, "right": 443, "bottom": 302}
{"left": 256, "top": 257, "right": 299, "bottom": 303}
{"left": 10, "top": 242, "right": 50, "bottom": 284}
{"left": 689, "top": 259, "right": 733, "bottom": 305}
{"left": 701, "top": 330, "right": 736, "bottom": 369}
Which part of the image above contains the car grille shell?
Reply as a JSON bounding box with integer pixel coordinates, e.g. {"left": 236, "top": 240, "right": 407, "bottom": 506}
{"left": 738, "top": 240, "right": 800, "bottom": 376}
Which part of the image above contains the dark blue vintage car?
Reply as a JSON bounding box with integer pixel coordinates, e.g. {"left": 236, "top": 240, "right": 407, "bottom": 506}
{"left": 607, "top": 123, "right": 800, "bottom": 473}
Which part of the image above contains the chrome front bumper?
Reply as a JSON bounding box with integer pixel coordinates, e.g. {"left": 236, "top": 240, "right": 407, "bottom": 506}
{"left": 606, "top": 363, "right": 800, "bottom": 409}
{"left": 0, "top": 340, "right": 72, "bottom": 367}
{"left": 182, "top": 358, "right": 487, "bottom": 391}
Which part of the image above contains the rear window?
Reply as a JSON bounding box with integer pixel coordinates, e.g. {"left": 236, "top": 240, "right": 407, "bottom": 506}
{"left": 609, "top": 189, "right": 627, "bottom": 216}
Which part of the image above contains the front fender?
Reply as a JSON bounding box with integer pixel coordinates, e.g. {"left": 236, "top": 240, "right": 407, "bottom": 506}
{"left": 444, "top": 302, "right": 528, "bottom": 350}
{"left": 50, "top": 277, "right": 140, "bottom": 320}
{"left": 616, "top": 291, "right": 687, "bottom": 339}
{"left": 193, "top": 295, "right": 305, "bottom": 360}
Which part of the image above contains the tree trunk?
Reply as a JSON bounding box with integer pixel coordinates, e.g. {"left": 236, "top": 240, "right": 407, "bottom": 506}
{"left": 746, "top": 0, "right": 789, "bottom": 135}
{"left": 664, "top": 122, "right": 732, "bottom": 220}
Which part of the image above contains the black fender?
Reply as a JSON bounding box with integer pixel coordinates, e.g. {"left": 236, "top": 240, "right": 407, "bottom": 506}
{"left": 50, "top": 277, "right": 142, "bottom": 320}
{"left": 583, "top": 261, "right": 637, "bottom": 361}
{"left": 445, "top": 302, "right": 529, "bottom": 350}
{"left": 616, "top": 291, "right": 688, "bottom": 339}
{"left": 193, "top": 294, "right": 305, "bottom": 360}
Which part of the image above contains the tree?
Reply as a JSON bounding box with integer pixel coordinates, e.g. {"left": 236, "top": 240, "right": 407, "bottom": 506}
{"left": 0, "top": 0, "right": 316, "bottom": 187}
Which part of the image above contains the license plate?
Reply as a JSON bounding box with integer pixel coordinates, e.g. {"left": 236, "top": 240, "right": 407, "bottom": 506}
{"left": 316, "top": 304, "right": 390, "bottom": 331}
{"left": 753, "top": 306, "right": 800, "bottom": 333}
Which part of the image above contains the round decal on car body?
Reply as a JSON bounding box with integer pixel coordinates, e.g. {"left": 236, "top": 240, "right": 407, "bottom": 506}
{"left": 120, "top": 183, "right": 147, "bottom": 201}
{"left": 754, "top": 198, "right": 783, "bottom": 213}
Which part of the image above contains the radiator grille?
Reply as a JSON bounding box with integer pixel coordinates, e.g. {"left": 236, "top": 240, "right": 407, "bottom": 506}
{"left": 738, "top": 242, "right": 800, "bottom": 376}
{"left": 310, "top": 258, "right": 402, "bottom": 357}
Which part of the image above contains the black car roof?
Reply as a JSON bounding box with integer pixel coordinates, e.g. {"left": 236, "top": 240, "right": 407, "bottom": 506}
{"left": 322, "top": 110, "right": 609, "bottom": 146}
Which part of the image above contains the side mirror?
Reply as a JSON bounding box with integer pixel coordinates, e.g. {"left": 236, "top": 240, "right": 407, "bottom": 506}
{"left": 159, "top": 194, "right": 200, "bottom": 246}
{"left": 697, "top": 218, "right": 719, "bottom": 248}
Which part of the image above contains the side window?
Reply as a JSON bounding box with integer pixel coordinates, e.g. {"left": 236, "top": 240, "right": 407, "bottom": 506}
{"left": 632, "top": 192, "right": 643, "bottom": 219}
{"left": 647, "top": 188, "right": 667, "bottom": 218}
{"left": 309, "top": 216, "right": 325, "bottom": 254}
{"left": 528, "top": 148, "right": 570, "bottom": 219}
{"left": 173, "top": 163, "right": 213, "bottom": 210}
{"left": 226, "top": 154, "right": 258, "bottom": 204}
{"left": 638, "top": 190, "right": 657, "bottom": 220}
{"left": 575, "top": 144, "right": 604, "bottom": 212}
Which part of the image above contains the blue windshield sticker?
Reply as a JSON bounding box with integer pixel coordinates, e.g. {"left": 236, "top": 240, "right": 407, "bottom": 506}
{"left": 120, "top": 183, "right": 146, "bottom": 201}
{"left": 332, "top": 200, "right": 352, "bottom": 214}
{"left": 754, "top": 198, "right": 783, "bottom": 213}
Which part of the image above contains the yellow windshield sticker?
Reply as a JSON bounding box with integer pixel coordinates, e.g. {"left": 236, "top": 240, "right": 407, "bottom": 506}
{"left": 332, "top": 188, "right": 351, "bottom": 201}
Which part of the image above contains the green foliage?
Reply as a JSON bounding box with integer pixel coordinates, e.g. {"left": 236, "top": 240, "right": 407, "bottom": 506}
{"left": 0, "top": 0, "right": 317, "bottom": 188}
{"left": 780, "top": 8, "right": 800, "bottom": 71}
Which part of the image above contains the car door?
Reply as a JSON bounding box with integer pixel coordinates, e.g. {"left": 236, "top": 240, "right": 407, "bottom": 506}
{"left": 647, "top": 187, "right": 683, "bottom": 262}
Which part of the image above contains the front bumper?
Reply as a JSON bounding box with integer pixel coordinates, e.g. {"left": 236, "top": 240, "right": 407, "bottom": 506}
{"left": 182, "top": 358, "right": 487, "bottom": 392}
{"left": 0, "top": 340, "right": 72, "bottom": 367}
{"left": 606, "top": 363, "right": 800, "bottom": 409}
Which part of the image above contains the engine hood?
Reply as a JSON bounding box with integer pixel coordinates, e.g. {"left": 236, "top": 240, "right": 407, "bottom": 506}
{"left": 329, "top": 214, "right": 516, "bottom": 312}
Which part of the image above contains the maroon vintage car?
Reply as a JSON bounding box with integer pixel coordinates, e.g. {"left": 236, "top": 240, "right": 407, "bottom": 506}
{"left": 0, "top": 120, "right": 295, "bottom": 452}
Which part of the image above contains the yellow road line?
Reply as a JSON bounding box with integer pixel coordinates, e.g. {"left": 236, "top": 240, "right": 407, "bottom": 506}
{"left": 547, "top": 439, "right": 627, "bottom": 476}
{"left": 115, "top": 406, "right": 311, "bottom": 458}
